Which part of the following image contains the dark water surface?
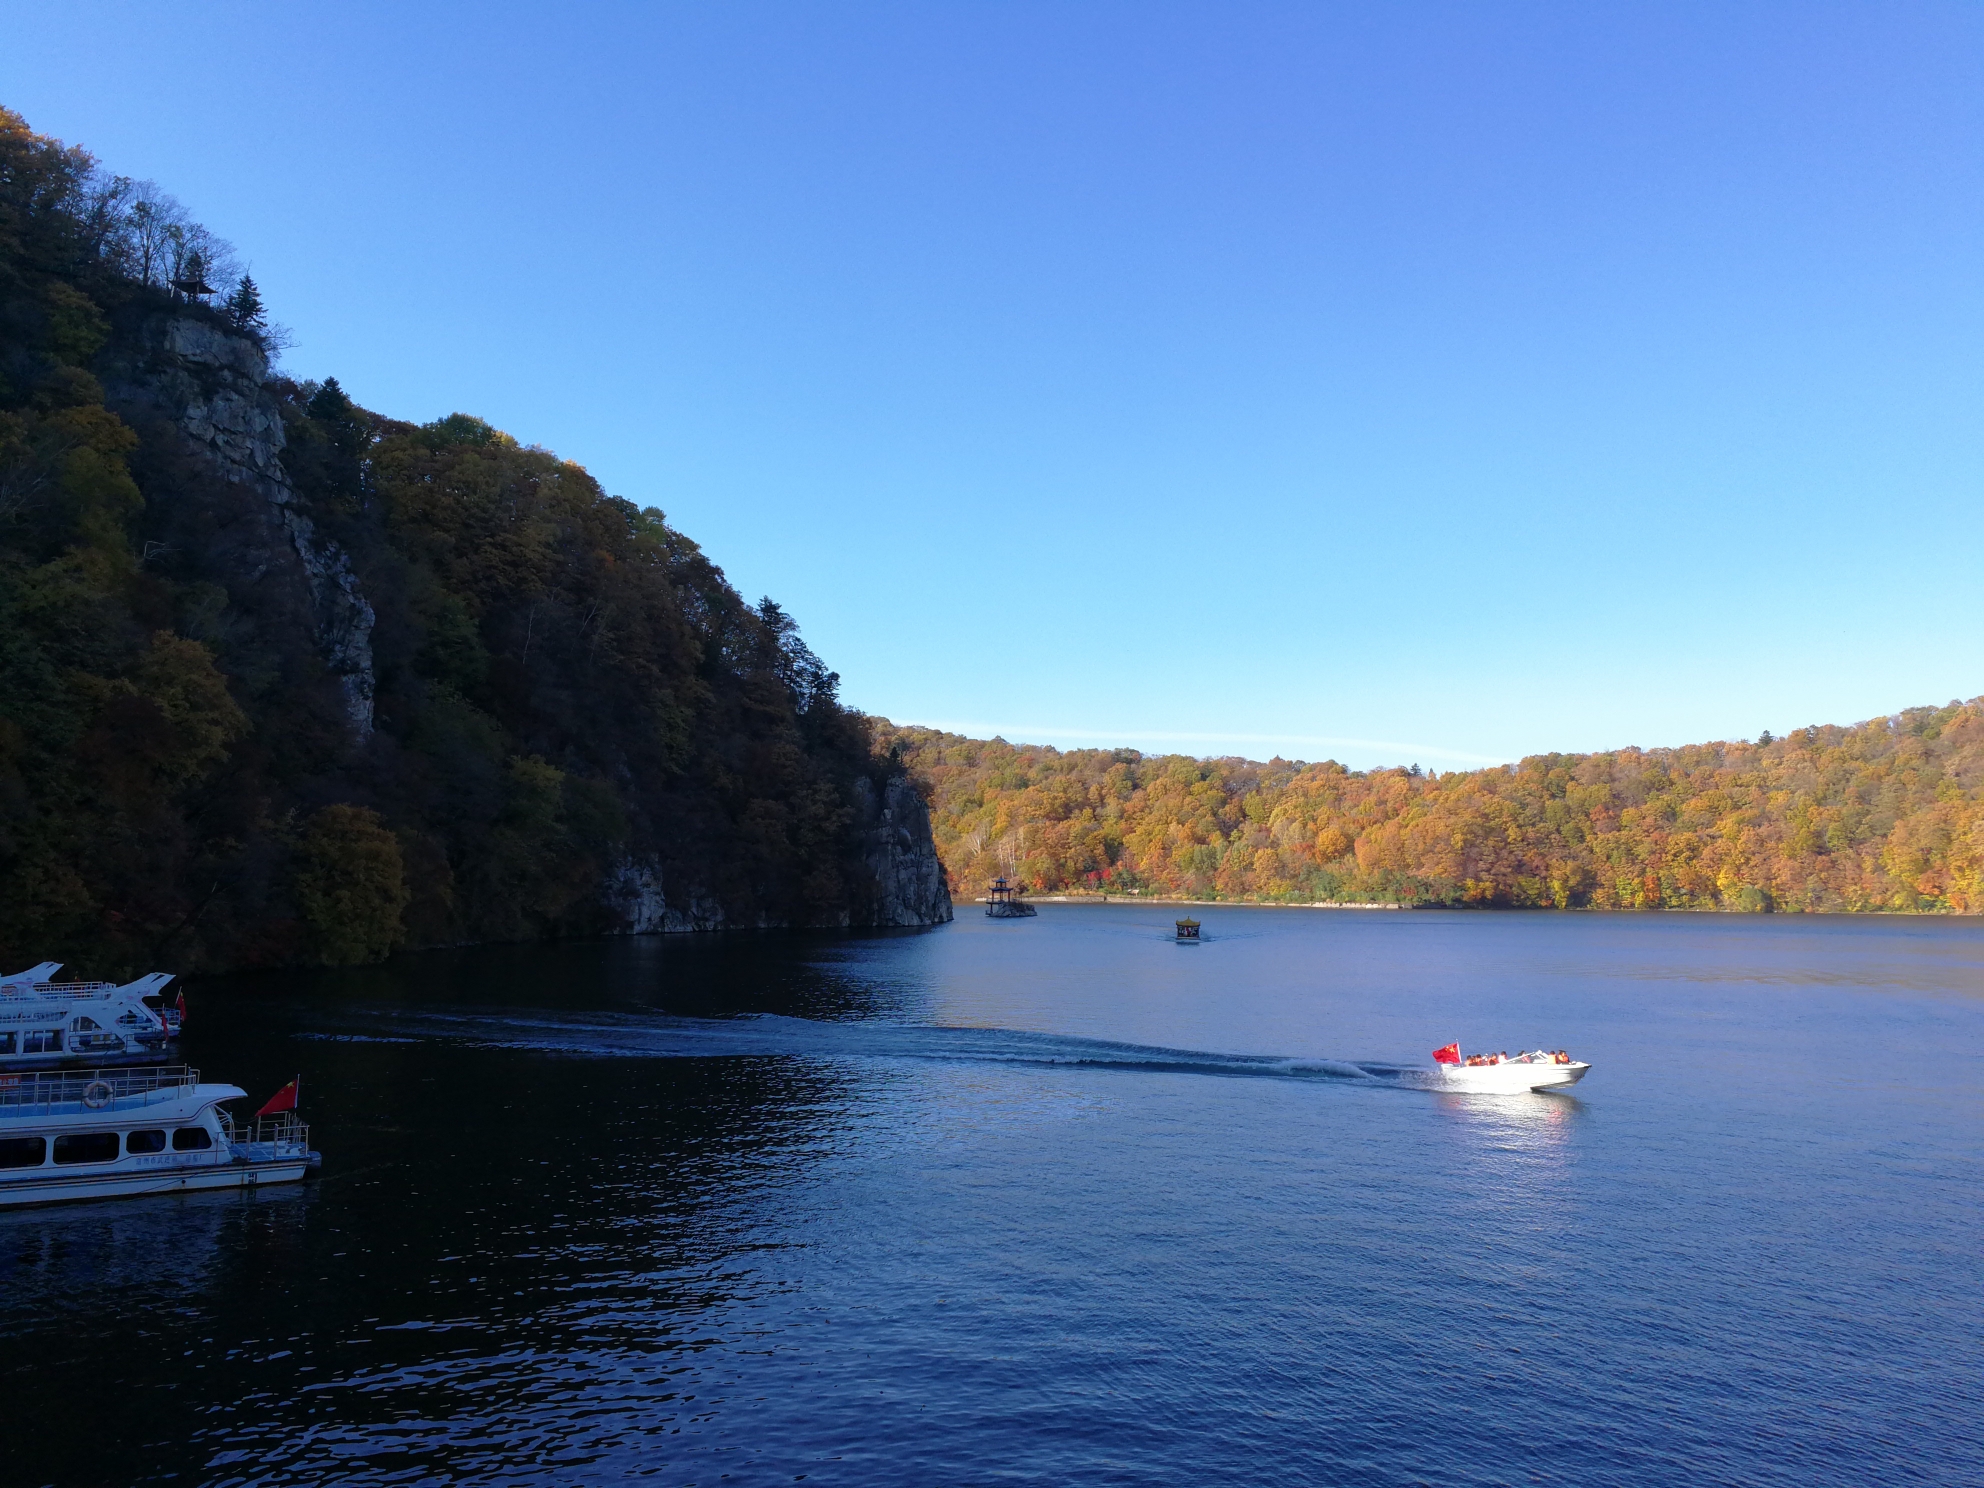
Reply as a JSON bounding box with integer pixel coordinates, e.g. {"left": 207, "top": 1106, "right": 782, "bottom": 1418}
{"left": 4, "top": 908, "right": 1980, "bottom": 1486}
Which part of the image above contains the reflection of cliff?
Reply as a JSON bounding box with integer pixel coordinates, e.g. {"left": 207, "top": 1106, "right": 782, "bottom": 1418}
{"left": 0, "top": 107, "right": 950, "bottom": 976}
{"left": 4, "top": 963, "right": 880, "bottom": 1488}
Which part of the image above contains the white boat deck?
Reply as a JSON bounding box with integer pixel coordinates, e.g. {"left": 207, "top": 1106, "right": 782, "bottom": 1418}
{"left": 0, "top": 1063, "right": 319, "bottom": 1209}
{"left": 0, "top": 963, "right": 181, "bottom": 1068}
{"left": 0, "top": 1064, "right": 203, "bottom": 1117}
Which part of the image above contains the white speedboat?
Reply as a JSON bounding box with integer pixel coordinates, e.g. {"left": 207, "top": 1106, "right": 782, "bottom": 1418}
{"left": 0, "top": 1065, "right": 318, "bottom": 1208}
{"left": 1428, "top": 1045, "right": 1589, "bottom": 1094}
{"left": 0, "top": 962, "right": 183, "bottom": 1069}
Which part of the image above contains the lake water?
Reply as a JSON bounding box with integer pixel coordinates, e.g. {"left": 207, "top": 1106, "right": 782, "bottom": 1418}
{"left": 4, "top": 907, "right": 1980, "bottom": 1487}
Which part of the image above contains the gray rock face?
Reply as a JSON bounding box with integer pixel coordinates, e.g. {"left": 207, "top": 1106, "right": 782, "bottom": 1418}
{"left": 603, "top": 774, "right": 953, "bottom": 936}
{"left": 108, "top": 316, "right": 376, "bottom": 735}
{"left": 852, "top": 774, "right": 955, "bottom": 927}
{"left": 103, "top": 315, "right": 952, "bottom": 939}
{"left": 601, "top": 860, "right": 733, "bottom": 934}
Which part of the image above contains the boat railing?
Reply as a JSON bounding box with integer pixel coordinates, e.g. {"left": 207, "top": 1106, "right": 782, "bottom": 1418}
{"left": 2, "top": 980, "right": 121, "bottom": 998}
{"left": 0, "top": 1064, "right": 199, "bottom": 1115}
{"left": 227, "top": 1111, "right": 312, "bottom": 1162}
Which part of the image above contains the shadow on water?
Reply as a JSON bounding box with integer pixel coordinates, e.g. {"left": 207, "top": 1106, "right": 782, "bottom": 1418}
{"left": 0, "top": 1182, "right": 314, "bottom": 1296}
{"left": 1, "top": 930, "right": 1522, "bottom": 1482}
{"left": 210, "top": 927, "right": 942, "bottom": 1023}
{"left": 7, "top": 913, "right": 1977, "bottom": 1487}
{"left": 0, "top": 953, "right": 901, "bottom": 1487}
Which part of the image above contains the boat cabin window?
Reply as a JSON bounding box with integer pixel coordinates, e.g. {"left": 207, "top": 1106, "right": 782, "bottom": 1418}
{"left": 126, "top": 1129, "right": 167, "bottom": 1154}
{"left": 171, "top": 1126, "right": 213, "bottom": 1152}
{"left": 53, "top": 1132, "right": 119, "bottom": 1165}
{"left": 71, "top": 1016, "right": 102, "bottom": 1032}
{"left": 22, "top": 1031, "right": 61, "bottom": 1054}
{"left": 0, "top": 1136, "right": 45, "bottom": 1169}
{"left": 0, "top": 1032, "right": 14, "bottom": 1054}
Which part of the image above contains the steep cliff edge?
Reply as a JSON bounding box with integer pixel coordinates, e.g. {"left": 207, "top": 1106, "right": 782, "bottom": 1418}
{"left": 98, "top": 311, "right": 952, "bottom": 955}
{"left": 854, "top": 774, "right": 954, "bottom": 927}
{"left": 0, "top": 106, "right": 950, "bottom": 973}
{"left": 604, "top": 774, "right": 952, "bottom": 933}
{"left": 102, "top": 316, "right": 376, "bottom": 734}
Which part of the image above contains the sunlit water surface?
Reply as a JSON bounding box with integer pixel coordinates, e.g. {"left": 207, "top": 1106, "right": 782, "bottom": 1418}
{"left": 4, "top": 908, "right": 1980, "bottom": 1486}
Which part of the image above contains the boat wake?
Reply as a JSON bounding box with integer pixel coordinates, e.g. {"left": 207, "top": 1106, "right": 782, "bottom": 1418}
{"left": 302, "top": 1009, "right": 1427, "bottom": 1089}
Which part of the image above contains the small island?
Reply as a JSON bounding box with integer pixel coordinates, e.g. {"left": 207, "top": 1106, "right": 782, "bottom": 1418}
{"left": 984, "top": 876, "right": 1037, "bottom": 919}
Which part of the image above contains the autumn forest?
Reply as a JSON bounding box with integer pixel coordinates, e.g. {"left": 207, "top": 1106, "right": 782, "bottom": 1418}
{"left": 0, "top": 108, "right": 942, "bottom": 977}
{"left": 4, "top": 94, "right": 1979, "bottom": 992}
{"left": 876, "top": 701, "right": 1984, "bottom": 914}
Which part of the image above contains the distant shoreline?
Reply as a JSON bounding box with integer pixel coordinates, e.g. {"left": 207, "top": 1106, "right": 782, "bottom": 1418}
{"left": 979, "top": 895, "right": 1406, "bottom": 911}
{"left": 971, "top": 895, "right": 1966, "bottom": 917}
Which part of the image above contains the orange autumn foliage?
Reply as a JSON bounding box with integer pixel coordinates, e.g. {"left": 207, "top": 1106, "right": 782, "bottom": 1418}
{"left": 874, "top": 699, "right": 1984, "bottom": 913}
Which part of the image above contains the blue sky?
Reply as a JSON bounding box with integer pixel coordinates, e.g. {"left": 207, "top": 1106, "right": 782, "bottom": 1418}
{"left": 5, "top": 3, "right": 1979, "bottom": 768}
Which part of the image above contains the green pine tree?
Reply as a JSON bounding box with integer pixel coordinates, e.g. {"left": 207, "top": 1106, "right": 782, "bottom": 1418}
{"left": 224, "top": 273, "right": 265, "bottom": 333}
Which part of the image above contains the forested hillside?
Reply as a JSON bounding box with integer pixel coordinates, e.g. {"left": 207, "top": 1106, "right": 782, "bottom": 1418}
{"left": 0, "top": 108, "right": 947, "bottom": 977}
{"left": 876, "top": 701, "right": 1984, "bottom": 913}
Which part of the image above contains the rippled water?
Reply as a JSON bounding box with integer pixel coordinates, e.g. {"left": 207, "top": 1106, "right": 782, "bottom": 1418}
{"left": 4, "top": 907, "right": 1980, "bottom": 1486}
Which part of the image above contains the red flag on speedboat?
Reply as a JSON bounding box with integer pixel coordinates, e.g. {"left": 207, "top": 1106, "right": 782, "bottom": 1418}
{"left": 175, "top": 990, "right": 187, "bottom": 1025}
{"left": 255, "top": 1078, "right": 299, "bottom": 1118}
{"left": 1432, "top": 1042, "right": 1461, "bottom": 1065}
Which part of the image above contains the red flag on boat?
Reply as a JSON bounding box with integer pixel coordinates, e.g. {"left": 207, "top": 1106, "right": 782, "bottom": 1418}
{"left": 175, "top": 990, "right": 187, "bottom": 1025}
{"left": 255, "top": 1078, "right": 300, "bottom": 1118}
{"left": 1432, "top": 1042, "right": 1461, "bottom": 1065}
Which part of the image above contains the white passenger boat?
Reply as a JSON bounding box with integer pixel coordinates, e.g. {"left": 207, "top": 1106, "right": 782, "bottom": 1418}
{"left": 0, "top": 1065, "right": 318, "bottom": 1208}
{"left": 1428, "top": 1045, "right": 1590, "bottom": 1093}
{"left": 0, "top": 962, "right": 183, "bottom": 1069}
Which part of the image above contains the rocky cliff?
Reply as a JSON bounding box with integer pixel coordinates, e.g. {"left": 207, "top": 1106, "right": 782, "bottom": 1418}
{"left": 76, "top": 310, "right": 952, "bottom": 952}
{"left": 853, "top": 774, "right": 955, "bottom": 927}
{"left": 103, "top": 317, "right": 377, "bottom": 735}
{"left": 1, "top": 94, "right": 955, "bottom": 973}
{"left": 603, "top": 771, "right": 952, "bottom": 932}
